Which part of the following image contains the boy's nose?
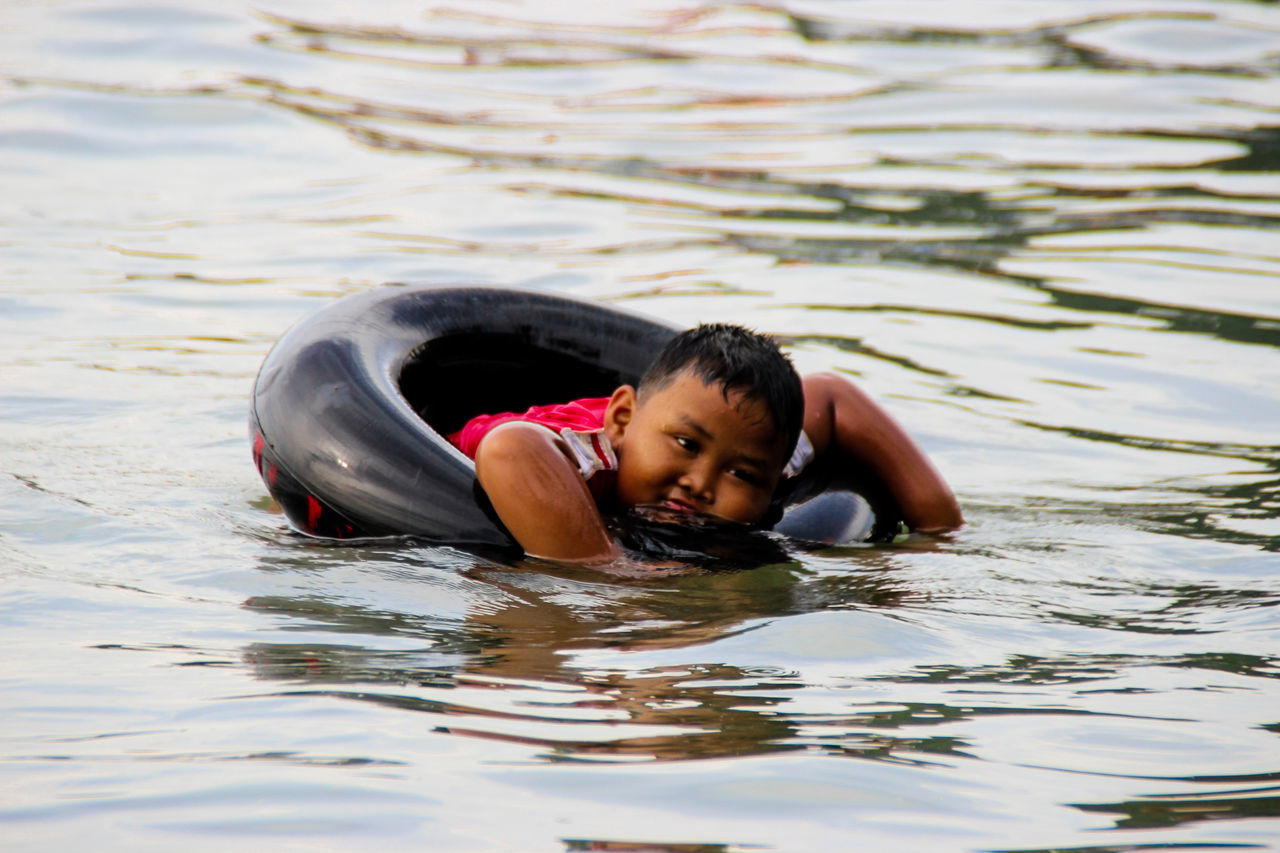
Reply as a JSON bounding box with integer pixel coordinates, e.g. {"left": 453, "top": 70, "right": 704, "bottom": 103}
{"left": 678, "top": 467, "right": 714, "bottom": 504}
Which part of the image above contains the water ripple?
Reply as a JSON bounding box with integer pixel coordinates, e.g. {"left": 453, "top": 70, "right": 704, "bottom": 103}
{"left": 4, "top": 0, "right": 1280, "bottom": 848}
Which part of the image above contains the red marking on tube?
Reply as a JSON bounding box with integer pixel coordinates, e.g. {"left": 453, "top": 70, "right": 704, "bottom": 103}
{"left": 252, "top": 431, "right": 265, "bottom": 470}
{"left": 306, "top": 495, "right": 322, "bottom": 531}
{"left": 267, "top": 464, "right": 277, "bottom": 485}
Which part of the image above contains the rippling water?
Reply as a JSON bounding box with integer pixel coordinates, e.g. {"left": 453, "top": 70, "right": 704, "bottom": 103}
{"left": 3, "top": 1, "right": 1279, "bottom": 850}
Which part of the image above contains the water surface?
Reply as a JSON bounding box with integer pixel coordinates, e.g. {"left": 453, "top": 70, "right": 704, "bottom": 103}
{"left": 2, "top": 1, "right": 1278, "bottom": 850}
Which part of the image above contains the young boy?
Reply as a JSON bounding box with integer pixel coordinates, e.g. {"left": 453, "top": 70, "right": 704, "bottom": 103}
{"left": 447, "top": 324, "right": 962, "bottom": 564}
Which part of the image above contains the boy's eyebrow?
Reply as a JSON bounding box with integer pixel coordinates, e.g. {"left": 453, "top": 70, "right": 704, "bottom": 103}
{"left": 676, "top": 414, "right": 714, "bottom": 441}
{"left": 734, "top": 451, "right": 772, "bottom": 470}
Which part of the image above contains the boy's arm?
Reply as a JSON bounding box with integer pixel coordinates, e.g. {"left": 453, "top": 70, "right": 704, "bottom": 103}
{"left": 473, "top": 421, "right": 622, "bottom": 562}
{"left": 801, "top": 373, "right": 963, "bottom": 532}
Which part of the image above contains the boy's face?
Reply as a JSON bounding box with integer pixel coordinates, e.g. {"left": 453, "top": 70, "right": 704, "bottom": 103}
{"left": 603, "top": 370, "right": 790, "bottom": 525}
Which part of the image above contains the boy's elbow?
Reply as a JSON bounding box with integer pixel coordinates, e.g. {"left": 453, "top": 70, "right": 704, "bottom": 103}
{"left": 906, "top": 494, "right": 964, "bottom": 534}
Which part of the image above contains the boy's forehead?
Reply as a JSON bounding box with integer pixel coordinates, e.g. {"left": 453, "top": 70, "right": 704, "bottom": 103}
{"left": 644, "top": 367, "right": 739, "bottom": 405}
{"left": 644, "top": 370, "right": 786, "bottom": 446}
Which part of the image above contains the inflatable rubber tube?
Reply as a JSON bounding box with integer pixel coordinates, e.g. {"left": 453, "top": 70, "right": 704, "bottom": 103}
{"left": 249, "top": 285, "right": 895, "bottom": 551}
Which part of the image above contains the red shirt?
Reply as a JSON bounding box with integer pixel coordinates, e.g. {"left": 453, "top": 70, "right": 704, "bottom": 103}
{"left": 447, "top": 397, "right": 610, "bottom": 457}
{"left": 447, "top": 397, "right": 618, "bottom": 500}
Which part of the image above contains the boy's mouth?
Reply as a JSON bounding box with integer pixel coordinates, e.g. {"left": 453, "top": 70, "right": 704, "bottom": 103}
{"left": 663, "top": 498, "right": 699, "bottom": 514}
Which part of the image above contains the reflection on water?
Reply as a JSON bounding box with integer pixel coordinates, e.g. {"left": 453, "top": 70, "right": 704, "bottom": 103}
{"left": 231, "top": 538, "right": 1280, "bottom": 846}
{"left": 239, "top": 545, "right": 930, "bottom": 761}
{"left": 2, "top": 0, "right": 1279, "bottom": 850}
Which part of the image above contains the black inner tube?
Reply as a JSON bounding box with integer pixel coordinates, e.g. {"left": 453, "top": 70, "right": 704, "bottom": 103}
{"left": 401, "top": 332, "right": 631, "bottom": 436}
{"left": 249, "top": 284, "right": 901, "bottom": 557}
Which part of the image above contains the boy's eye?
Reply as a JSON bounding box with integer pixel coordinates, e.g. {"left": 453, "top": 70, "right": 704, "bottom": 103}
{"left": 731, "top": 468, "right": 763, "bottom": 486}
{"left": 673, "top": 436, "right": 698, "bottom": 453}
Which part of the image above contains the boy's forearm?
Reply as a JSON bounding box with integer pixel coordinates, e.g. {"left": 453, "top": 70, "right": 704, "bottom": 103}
{"left": 801, "top": 373, "right": 963, "bottom": 532}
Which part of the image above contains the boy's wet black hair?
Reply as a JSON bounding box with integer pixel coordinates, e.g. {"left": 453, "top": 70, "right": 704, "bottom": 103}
{"left": 638, "top": 323, "right": 804, "bottom": 456}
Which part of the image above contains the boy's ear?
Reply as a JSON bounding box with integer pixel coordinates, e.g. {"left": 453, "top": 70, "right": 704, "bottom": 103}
{"left": 603, "top": 385, "right": 636, "bottom": 446}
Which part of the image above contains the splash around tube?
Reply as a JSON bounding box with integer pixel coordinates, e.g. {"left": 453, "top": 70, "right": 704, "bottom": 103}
{"left": 249, "top": 285, "right": 900, "bottom": 554}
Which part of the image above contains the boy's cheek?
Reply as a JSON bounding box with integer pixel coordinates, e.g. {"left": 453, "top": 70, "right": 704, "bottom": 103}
{"left": 718, "top": 488, "right": 772, "bottom": 525}
{"left": 611, "top": 466, "right": 652, "bottom": 507}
